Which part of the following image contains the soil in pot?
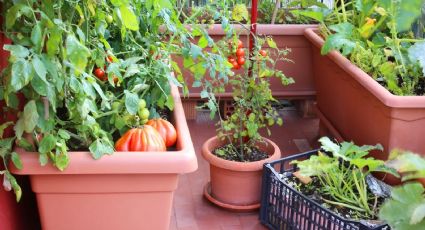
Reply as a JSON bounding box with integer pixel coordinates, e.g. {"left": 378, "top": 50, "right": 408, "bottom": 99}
{"left": 213, "top": 143, "right": 269, "bottom": 162}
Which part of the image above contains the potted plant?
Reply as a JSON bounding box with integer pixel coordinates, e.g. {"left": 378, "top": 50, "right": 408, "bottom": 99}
{"left": 303, "top": 0, "right": 425, "bottom": 157}
{"left": 380, "top": 150, "right": 425, "bottom": 230}
{"left": 175, "top": 1, "right": 321, "bottom": 107}
{"left": 260, "top": 137, "right": 396, "bottom": 229}
{"left": 0, "top": 0, "right": 231, "bottom": 229}
{"left": 198, "top": 17, "right": 295, "bottom": 210}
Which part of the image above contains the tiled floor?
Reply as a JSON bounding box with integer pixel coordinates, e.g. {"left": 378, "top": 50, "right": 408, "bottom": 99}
{"left": 170, "top": 108, "right": 320, "bottom": 230}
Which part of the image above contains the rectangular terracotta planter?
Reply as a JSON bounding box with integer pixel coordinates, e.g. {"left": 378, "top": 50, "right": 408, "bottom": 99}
{"left": 10, "top": 85, "right": 198, "bottom": 230}
{"left": 174, "top": 24, "right": 318, "bottom": 99}
{"left": 304, "top": 28, "right": 425, "bottom": 158}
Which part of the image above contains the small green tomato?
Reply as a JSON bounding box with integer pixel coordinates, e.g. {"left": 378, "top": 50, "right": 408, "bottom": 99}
{"left": 106, "top": 15, "right": 113, "bottom": 24}
{"left": 138, "top": 108, "right": 150, "bottom": 120}
{"left": 138, "top": 99, "right": 146, "bottom": 110}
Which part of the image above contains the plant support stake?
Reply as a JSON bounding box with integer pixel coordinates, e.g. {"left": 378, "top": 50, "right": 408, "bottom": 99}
{"left": 249, "top": 0, "right": 258, "bottom": 78}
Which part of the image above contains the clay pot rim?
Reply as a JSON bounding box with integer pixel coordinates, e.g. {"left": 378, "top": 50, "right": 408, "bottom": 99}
{"left": 304, "top": 28, "right": 425, "bottom": 108}
{"left": 201, "top": 136, "right": 281, "bottom": 172}
{"left": 206, "top": 24, "right": 318, "bottom": 36}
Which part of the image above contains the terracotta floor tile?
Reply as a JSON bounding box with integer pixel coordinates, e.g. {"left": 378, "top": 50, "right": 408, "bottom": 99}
{"left": 171, "top": 108, "right": 319, "bottom": 230}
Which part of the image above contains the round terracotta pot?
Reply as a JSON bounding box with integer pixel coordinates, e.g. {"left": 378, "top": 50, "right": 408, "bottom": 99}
{"left": 202, "top": 136, "right": 281, "bottom": 208}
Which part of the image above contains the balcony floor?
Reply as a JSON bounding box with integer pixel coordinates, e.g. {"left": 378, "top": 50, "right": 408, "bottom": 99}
{"left": 170, "top": 108, "right": 319, "bottom": 230}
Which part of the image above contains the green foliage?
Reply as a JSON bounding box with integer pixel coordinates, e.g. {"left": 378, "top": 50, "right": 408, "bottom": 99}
{"left": 292, "top": 137, "right": 395, "bottom": 218}
{"left": 300, "top": 0, "right": 425, "bottom": 96}
{"left": 0, "top": 0, "right": 233, "bottom": 201}
{"left": 380, "top": 151, "right": 425, "bottom": 229}
{"left": 379, "top": 183, "right": 425, "bottom": 230}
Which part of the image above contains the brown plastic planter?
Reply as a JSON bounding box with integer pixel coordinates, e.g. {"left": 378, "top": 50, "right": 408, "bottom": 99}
{"left": 201, "top": 136, "right": 281, "bottom": 212}
{"left": 10, "top": 85, "right": 197, "bottom": 230}
{"left": 304, "top": 28, "right": 425, "bottom": 158}
{"left": 175, "top": 24, "right": 318, "bottom": 99}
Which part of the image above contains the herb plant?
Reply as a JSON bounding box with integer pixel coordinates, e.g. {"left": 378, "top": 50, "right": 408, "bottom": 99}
{"left": 292, "top": 137, "right": 397, "bottom": 219}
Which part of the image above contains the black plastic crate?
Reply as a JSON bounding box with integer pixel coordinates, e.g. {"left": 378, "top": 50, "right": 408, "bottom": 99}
{"left": 260, "top": 150, "right": 390, "bottom": 230}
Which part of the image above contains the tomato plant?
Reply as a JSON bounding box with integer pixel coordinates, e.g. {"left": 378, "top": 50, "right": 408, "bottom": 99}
{"left": 0, "top": 0, "right": 235, "bottom": 201}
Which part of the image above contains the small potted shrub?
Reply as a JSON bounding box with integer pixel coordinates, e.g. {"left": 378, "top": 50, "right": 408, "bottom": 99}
{"left": 0, "top": 0, "right": 231, "bottom": 229}
{"left": 199, "top": 29, "right": 295, "bottom": 211}
{"left": 303, "top": 0, "right": 425, "bottom": 156}
{"left": 261, "top": 137, "right": 397, "bottom": 229}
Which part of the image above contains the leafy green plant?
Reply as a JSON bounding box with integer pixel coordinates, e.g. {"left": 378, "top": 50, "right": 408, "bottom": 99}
{"left": 379, "top": 150, "right": 425, "bottom": 230}
{"left": 301, "top": 0, "right": 425, "bottom": 96}
{"left": 0, "top": 0, "right": 234, "bottom": 201}
{"left": 292, "top": 137, "right": 397, "bottom": 219}
{"left": 194, "top": 14, "right": 294, "bottom": 162}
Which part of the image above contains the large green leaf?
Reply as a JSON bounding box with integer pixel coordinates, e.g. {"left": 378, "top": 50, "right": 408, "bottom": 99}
{"left": 380, "top": 183, "right": 425, "bottom": 230}
{"left": 408, "top": 42, "right": 425, "bottom": 75}
{"left": 23, "top": 100, "right": 39, "bottom": 133}
{"left": 65, "top": 34, "right": 90, "bottom": 75}
{"left": 119, "top": 5, "right": 139, "bottom": 31}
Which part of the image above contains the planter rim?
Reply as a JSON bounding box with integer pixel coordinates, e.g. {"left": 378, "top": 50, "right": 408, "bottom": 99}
{"left": 205, "top": 24, "right": 318, "bottom": 36}
{"left": 201, "top": 136, "right": 281, "bottom": 172}
{"left": 304, "top": 28, "right": 425, "bottom": 108}
{"left": 11, "top": 84, "right": 198, "bottom": 175}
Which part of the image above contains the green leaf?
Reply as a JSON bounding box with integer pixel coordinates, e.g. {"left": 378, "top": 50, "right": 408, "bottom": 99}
{"left": 11, "top": 59, "right": 32, "bottom": 92}
{"left": 318, "top": 137, "right": 341, "bottom": 158}
{"left": 198, "top": 36, "right": 209, "bottom": 49}
{"left": 125, "top": 91, "right": 139, "bottom": 115}
{"left": 3, "top": 45, "right": 29, "bottom": 58}
{"left": 5, "top": 4, "right": 32, "bottom": 29}
{"left": 46, "top": 27, "right": 62, "bottom": 56}
{"left": 54, "top": 151, "right": 69, "bottom": 171}
{"left": 379, "top": 183, "right": 425, "bottom": 230}
{"left": 89, "top": 139, "right": 114, "bottom": 160}
{"left": 31, "top": 74, "right": 48, "bottom": 96}
{"left": 23, "top": 100, "right": 39, "bottom": 133}
{"left": 66, "top": 34, "right": 90, "bottom": 75}
{"left": 13, "top": 118, "right": 24, "bottom": 139}
{"left": 31, "top": 23, "right": 43, "bottom": 49}
{"left": 119, "top": 5, "right": 139, "bottom": 31}
{"left": 39, "top": 152, "right": 48, "bottom": 166}
{"left": 394, "top": 0, "right": 424, "bottom": 33}
{"left": 32, "top": 56, "right": 47, "bottom": 82}
{"left": 11, "top": 152, "right": 23, "bottom": 170}
{"left": 408, "top": 42, "right": 425, "bottom": 75}
{"left": 232, "top": 4, "right": 248, "bottom": 22}
{"left": 190, "top": 44, "right": 202, "bottom": 59}
{"left": 291, "top": 10, "right": 324, "bottom": 22}
{"left": 266, "top": 37, "right": 278, "bottom": 49}
{"left": 38, "top": 134, "right": 56, "bottom": 154}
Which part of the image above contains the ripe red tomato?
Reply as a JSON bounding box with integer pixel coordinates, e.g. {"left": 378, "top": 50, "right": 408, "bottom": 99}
{"left": 227, "top": 56, "right": 236, "bottom": 63}
{"left": 259, "top": 50, "right": 267, "bottom": 57}
{"left": 115, "top": 125, "right": 166, "bottom": 151}
{"left": 236, "top": 48, "right": 245, "bottom": 57}
{"left": 94, "top": 68, "right": 107, "bottom": 81}
{"left": 106, "top": 55, "right": 114, "bottom": 63}
{"left": 237, "top": 57, "right": 245, "bottom": 65}
{"left": 231, "top": 61, "right": 240, "bottom": 70}
{"left": 237, "top": 40, "right": 243, "bottom": 49}
{"left": 146, "top": 118, "right": 177, "bottom": 147}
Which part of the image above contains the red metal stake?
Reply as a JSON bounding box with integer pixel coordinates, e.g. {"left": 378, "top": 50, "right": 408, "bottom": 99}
{"left": 249, "top": 0, "right": 258, "bottom": 77}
